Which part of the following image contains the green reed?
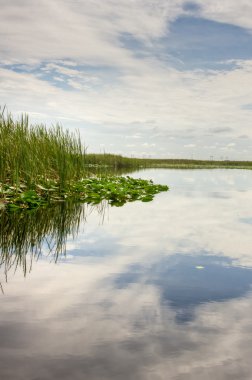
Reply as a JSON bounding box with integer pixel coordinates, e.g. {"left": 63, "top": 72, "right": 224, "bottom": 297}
{"left": 0, "top": 109, "right": 85, "bottom": 190}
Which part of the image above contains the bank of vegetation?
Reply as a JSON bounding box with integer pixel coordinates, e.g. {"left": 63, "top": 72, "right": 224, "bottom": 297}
{"left": 85, "top": 154, "right": 252, "bottom": 170}
{"left": 132, "top": 158, "right": 252, "bottom": 170}
{"left": 0, "top": 110, "right": 168, "bottom": 210}
{"left": 1, "top": 110, "right": 251, "bottom": 209}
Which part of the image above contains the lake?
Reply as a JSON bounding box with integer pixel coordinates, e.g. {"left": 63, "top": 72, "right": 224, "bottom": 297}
{"left": 1, "top": 169, "right": 252, "bottom": 380}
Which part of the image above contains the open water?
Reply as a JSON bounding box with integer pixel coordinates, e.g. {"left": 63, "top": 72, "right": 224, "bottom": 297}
{"left": 1, "top": 169, "right": 252, "bottom": 380}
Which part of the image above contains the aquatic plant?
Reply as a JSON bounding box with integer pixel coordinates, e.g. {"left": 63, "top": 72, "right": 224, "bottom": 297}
{"left": 1, "top": 176, "right": 169, "bottom": 210}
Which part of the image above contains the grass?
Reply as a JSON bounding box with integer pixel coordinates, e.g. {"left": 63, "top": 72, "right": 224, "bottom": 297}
{"left": 0, "top": 108, "right": 85, "bottom": 190}
{"left": 0, "top": 110, "right": 168, "bottom": 210}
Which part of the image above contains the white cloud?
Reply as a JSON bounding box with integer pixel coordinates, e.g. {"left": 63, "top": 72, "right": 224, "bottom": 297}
{"left": 0, "top": 0, "right": 181, "bottom": 65}
{"left": 142, "top": 142, "right": 156, "bottom": 147}
{"left": 184, "top": 143, "right": 196, "bottom": 148}
{"left": 227, "top": 143, "right": 236, "bottom": 147}
{"left": 1, "top": 1, "right": 252, "bottom": 158}
{"left": 197, "top": 0, "right": 252, "bottom": 31}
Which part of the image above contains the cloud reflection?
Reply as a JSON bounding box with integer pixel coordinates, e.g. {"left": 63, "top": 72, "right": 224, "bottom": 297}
{"left": 113, "top": 254, "right": 252, "bottom": 323}
{"left": 1, "top": 169, "right": 252, "bottom": 379}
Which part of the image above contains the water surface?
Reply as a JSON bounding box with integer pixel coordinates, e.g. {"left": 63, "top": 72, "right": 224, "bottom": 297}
{"left": 1, "top": 169, "right": 252, "bottom": 380}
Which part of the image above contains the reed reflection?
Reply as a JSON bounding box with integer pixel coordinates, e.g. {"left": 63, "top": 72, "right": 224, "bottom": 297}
{"left": 0, "top": 201, "right": 106, "bottom": 289}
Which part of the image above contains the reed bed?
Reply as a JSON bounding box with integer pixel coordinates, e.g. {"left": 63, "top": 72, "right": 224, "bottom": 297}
{"left": 0, "top": 110, "right": 169, "bottom": 210}
{"left": 0, "top": 109, "right": 85, "bottom": 190}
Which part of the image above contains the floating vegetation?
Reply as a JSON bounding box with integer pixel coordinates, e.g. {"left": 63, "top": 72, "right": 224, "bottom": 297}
{"left": 0, "top": 176, "right": 169, "bottom": 210}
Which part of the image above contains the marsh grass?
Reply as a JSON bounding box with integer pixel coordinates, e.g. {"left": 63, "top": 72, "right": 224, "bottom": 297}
{"left": 0, "top": 108, "right": 85, "bottom": 190}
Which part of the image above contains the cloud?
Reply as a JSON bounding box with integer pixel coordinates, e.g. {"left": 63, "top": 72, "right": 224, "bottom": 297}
{"left": 184, "top": 144, "right": 196, "bottom": 148}
{"left": 1, "top": 1, "right": 252, "bottom": 158}
{"left": 196, "top": 0, "right": 252, "bottom": 31}
{"left": 209, "top": 127, "right": 233, "bottom": 134}
{"left": 142, "top": 142, "right": 156, "bottom": 147}
{"left": 0, "top": 0, "right": 181, "bottom": 65}
{"left": 226, "top": 142, "right": 236, "bottom": 147}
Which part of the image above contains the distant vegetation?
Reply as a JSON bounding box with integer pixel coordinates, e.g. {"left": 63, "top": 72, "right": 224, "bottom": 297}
{"left": 131, "top": 157, "right": 252, "bottom": 170}
{"left": 85, "top": 154, "right": 252, "bottom": 170}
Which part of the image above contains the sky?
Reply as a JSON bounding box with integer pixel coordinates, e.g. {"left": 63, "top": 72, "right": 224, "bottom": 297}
{"left": 1, "top": 0, "right": 252, "bottom": 159}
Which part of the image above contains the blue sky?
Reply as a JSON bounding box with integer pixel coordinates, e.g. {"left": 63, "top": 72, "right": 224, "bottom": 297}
{"left": 1, "top": 0, "right": 252, "bottom": 159}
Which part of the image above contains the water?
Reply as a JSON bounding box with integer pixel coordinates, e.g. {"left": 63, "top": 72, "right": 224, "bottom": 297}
{"left": 1, "top": 169, "right": 252, "bottom": 380}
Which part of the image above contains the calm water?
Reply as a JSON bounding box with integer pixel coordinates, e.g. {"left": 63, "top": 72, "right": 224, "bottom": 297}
{"left": 1, "top": 169, "right": 252, "bottom": 380}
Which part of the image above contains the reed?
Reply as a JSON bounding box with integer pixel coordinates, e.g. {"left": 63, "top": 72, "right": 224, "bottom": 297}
{"left": 0, "top": 108, "right": 86, "bottom": 190}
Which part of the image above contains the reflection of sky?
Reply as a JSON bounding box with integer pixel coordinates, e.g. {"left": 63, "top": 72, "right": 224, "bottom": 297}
{"left": 1, "top": 169, "right": 252, "bottom": 379}
{"left": 113, "top": 254, "right": 252, "bottom": 323}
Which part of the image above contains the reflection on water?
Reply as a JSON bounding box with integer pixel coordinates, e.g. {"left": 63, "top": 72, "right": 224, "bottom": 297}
{"left": 1, "top": 169, "right": 252, "bottom": 380}
{"left": 0, "top": 202, "right": 106, "bottom": 288}
{"left": 114, "top": 254, "right": 252, "bottom": 323}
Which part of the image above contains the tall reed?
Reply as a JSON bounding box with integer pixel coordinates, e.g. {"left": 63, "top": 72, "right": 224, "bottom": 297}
{"left": 0, "top": 109, "right": 86, "bottom": 190}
